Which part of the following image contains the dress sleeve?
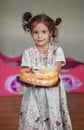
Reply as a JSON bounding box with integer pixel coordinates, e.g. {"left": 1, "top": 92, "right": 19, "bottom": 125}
{"left": 21, "top": 49, "right": 31, "bottom": 67}
{"left": 55, "top": 47, "right": 66, "bottom": 66}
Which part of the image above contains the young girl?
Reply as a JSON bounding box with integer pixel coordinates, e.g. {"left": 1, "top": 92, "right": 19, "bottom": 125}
{"left": 18, "top": 12, "right": 72, "bottom": 130}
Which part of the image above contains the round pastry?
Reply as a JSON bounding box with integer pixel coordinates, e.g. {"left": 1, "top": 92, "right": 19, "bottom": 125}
{"left": 19, "top": 67, "right": 59, "bottom": 87}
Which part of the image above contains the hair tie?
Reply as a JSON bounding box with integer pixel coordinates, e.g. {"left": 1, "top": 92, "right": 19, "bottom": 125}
{"left": 53, "top": 18, "right": 56, "bottom": 23}
{"left": 29, "top": 16, "right": 34, "bottom": 23}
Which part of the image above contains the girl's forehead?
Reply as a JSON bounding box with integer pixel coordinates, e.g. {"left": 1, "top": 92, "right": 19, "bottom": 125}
{"left": 32, "top": 22, "right": 48, "bottom": 30}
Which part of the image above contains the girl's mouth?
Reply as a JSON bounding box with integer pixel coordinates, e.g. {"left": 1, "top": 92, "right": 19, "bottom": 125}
{"left": 37, "top": 39, "right": 45, "bottom": 42}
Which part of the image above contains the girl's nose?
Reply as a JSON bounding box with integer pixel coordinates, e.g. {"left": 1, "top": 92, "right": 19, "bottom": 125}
{"left": 38, "top": 32, "right": 42, "bottom": 38}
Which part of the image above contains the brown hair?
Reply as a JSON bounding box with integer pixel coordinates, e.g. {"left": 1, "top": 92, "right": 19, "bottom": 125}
{"left": 22, "top": 12, "right": 62, "bottom": 41}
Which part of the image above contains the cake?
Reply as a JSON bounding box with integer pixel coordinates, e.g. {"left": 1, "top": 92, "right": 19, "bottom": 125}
{"left": 19, "top": 66, "right": 59, "bottom": 87}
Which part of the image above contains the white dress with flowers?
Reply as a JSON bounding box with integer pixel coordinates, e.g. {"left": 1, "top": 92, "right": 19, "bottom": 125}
{"left": 18, "top": 44, "right": 72, "bottom": 130}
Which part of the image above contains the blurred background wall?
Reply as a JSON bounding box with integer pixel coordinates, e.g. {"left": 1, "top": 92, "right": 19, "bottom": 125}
{"left": 0, "top": 0, "right": 84, "bottom": 62}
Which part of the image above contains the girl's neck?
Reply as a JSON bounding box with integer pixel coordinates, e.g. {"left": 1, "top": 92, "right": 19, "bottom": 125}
{"left": 36, "top": 44, "right": 49, "bottom": 54}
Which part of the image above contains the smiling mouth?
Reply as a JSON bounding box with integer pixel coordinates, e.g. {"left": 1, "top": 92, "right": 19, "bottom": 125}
{"left": 37, "top": 39, "right": 45, "bottom": 42}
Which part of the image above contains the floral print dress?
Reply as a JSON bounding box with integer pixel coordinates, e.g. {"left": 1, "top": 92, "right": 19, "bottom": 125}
{"left": 18, "top": 44, "right": 72, "bottom": 130}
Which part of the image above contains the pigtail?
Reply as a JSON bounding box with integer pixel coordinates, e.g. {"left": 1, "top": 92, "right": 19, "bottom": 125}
{"left": 51, "top": 18, "right": 62, "bottom": 43}
{"left": 22, "top": 12, "right": 32, "bottom": 31}
{"left": 54, "top": 18, "right": 62, "bottom": 26}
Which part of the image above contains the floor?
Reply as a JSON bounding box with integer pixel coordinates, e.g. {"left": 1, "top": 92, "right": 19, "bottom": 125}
{"left": 0, "top": 93, "right": 84, "bottom": 130}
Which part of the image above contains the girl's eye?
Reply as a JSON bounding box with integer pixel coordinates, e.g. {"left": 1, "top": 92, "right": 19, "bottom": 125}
{"left": 42, "top": 30, "right": 47, "bottom": 33}
{"left": 32, "top": 30, "right": 47, "bottom": 35}
{"left": 33, "top": 31, "right": 38, "bottom": 34}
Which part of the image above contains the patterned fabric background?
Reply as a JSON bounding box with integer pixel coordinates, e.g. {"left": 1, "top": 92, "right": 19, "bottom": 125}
{"left": 0, "top": 52, "right": 84, "bottom": 96}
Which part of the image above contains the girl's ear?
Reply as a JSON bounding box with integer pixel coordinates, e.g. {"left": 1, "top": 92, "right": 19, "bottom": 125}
{"left": 49, "top": 31, "right": 52, "bottom": 37}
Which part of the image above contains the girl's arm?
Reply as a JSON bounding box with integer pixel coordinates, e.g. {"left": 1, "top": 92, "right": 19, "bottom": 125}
{"left": 55, "top": 61, "right": 62, "bottom": 73}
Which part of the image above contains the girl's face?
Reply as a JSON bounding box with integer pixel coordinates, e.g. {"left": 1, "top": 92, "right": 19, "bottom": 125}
{"left": 31, "top": 22, "right": 52, "bottom": 47}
